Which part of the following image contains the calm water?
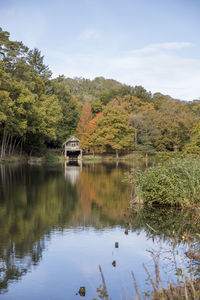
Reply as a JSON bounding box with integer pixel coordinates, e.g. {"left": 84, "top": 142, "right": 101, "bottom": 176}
{"left": 0, "top": 162, "right": 194, "bottom": 299}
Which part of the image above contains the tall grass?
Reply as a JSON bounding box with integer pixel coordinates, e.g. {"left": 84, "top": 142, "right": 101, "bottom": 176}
{"left": 132, "top": 158, "right": 200, "bottom": 207}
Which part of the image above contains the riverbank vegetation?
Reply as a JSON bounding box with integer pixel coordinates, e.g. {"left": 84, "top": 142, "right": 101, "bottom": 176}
{"left": 131, "top": 157, "right": 200, "bottom": 207}
{"left": 1, "top": 27, "right": 200, "bottom": 160}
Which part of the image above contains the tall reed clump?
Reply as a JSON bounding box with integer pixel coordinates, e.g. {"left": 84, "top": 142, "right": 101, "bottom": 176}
{"left": 133, "top": 158, "right": 200, "bottom": 207}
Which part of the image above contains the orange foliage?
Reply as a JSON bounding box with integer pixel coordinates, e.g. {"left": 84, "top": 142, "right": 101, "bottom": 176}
{"left": 81, "top": 112, "right": 103, "bottom": 149}
{"left": 76, "top": 99, "right": 92, "bottom": 140}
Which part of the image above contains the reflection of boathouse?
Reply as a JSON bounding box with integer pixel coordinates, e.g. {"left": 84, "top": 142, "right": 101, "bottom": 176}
{"left": 64, "top": 161, "right": 82, "bottom": 185}
{"left": 63, "top": 136, "right": 82, "bottom": 161}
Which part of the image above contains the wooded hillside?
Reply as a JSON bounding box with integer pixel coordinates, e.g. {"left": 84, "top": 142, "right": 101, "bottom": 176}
{"left": 0, "top": 27, "right": 199, "bottom": 157}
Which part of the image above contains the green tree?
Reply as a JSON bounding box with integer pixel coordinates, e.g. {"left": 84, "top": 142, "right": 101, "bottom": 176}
{"left": 184, "top": 119, "right": 200, "bottom": 154}
{"left": 27, "top": 48, "right": 52, "bottom": 80}
{"left": 154, "top": 100, "right": 195, "bottom": 151}
{"left": 0, "top": 27, "right": 28, "bottom": 70}
{"left": 0, "top": 63, "right": 35, "bottom": 157}
{"left": 49, "top": 79, "right": 79, "bottom": 145}
{"left": 93, "top": 98, "right": 134, "bottom": 158}
{"left": 25, "top": 77, "right": 62, "bottom": 153}
{"left": 131, "top": 85, "right": 152, "bottom": 102}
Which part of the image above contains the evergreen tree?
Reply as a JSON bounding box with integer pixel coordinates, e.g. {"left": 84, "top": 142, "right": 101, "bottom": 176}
{"left": 28, "top": 48, "right": 52, "bottom": 80}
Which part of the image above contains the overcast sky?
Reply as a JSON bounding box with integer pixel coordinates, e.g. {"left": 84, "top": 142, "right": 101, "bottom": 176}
{"left": 1, "top": 0, "right": 200, "bottom": 100}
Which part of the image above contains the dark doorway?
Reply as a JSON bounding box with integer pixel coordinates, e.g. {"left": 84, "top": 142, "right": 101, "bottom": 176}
{"left": 67, "top": 151, "right": 81, "bottom": 160}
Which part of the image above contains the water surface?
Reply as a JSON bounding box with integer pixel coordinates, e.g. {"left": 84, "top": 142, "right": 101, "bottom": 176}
{"left": 0, "top": 162, "right": 193, "bottom": 299}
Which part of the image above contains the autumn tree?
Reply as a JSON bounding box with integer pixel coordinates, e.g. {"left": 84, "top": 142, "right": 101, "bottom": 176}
{"left": 93, "top": 98, "right": 134, "bottom": 158}
{"left": 76, "top": 99, "right": 92, "bottom": 143}
{"left": 153, "top": 100, "right": 195, "bottom": 151}
{"left": 81, "top": 112, "right": 103, "bottom": 154}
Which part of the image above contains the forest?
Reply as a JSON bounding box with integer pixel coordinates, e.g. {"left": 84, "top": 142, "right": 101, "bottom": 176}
{"left": 1, "top": 26, "right": 200, "bottom": 159}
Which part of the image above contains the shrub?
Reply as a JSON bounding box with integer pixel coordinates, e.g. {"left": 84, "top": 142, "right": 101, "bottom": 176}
{"left": 133, "top": 158, "right": 200, "bottom": 206}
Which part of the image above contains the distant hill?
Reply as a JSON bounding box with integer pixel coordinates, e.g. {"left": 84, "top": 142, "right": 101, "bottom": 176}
{"left": 59, "top": 76, "right": 127, "bottom": 102}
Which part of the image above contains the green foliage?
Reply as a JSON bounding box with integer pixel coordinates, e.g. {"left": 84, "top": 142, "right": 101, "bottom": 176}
{"left": 91, "top": 98, "right": 103, "bottom": 114}
{"left": 93, "top": 98, "right": 134, "bottom": 156}
{"left": 27, "top": 48, "right": 52, "bottom": 80}
{"left": 0, "top": 26, "right": 199, "bottom": 157}
{"left": 184, "top": 119, "right": 200, "bottom": 154}
{"left": 133, "top": 158, "right": 200, "bottom": 206}
{"left": 48, "top": 79, "right": 79, "bottom": 145}
{"left": 131, "top": 85, "right": 152, "bottom": 102}
{"left": 0, "top": 27, "right": 72, "bottom": 156}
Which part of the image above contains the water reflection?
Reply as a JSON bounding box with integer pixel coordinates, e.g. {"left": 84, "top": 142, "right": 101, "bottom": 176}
{"left": 0, "top": 163, "right": 198, "bottom": 298}
{"left": 0, "top": 163, "right": 130, "bottom": 294}
{"left": 64, "top": 161, "right": 82, "bottom": 185}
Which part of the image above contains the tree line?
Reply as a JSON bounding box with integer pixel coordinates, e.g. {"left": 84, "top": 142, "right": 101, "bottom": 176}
{"left": 0, "top": 27, "right": 200, "bottom": 158}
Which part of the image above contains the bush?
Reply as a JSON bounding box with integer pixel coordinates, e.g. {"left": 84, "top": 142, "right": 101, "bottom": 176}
{"left": 133, "top": 158, "right": 200, "bottom": 206}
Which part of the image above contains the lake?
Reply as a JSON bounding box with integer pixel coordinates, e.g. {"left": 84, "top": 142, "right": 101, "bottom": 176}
{"left": 0, "top": 162, "right": 194, "bottom": 299}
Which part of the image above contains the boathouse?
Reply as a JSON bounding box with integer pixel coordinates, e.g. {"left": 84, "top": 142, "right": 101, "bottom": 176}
{"left": 63, "top": 136, "right": 82, "bottom": 161}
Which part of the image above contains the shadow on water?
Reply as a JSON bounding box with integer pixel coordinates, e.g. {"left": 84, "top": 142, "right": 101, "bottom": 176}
{"left": 0, "top": 161, "right": 199, "bottom": 297}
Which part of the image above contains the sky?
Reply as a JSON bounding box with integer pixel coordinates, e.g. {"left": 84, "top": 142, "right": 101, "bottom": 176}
{"left": 0, "top": 0, "right": 200, "bottom": 100}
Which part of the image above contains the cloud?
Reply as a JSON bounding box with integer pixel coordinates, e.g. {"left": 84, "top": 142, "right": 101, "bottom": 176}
{"left": 108, "top": 43, "right": 200, "bottom": 100}
{"left": 79, "top": 29, "right": 100, "bottom": 41}
{"left": 130, "top": 42, "right": 194, "bottom": 55}
{"left": 49, "top": 42, "right": 200, "bottom": 101}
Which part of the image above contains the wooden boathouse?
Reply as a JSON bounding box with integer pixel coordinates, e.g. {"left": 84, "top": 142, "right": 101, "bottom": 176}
{"left": 63, "top": 136, "right": 82, "bottom": 161}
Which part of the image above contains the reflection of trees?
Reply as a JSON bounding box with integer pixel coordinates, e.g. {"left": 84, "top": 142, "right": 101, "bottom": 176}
{"left": 0, "top": 239, "right": 45, "bottom": 292}
{"left": 76, "top": 163, "right": 131, "bottom": 225}
{"left": 0, "top": 164, "right": 79, "bottom": 293}
{"left": 1, "top": 163, "right": 200, "bottom": 293}
{"left": 130, "top": 207, "right": 200, "bottom": 243}
{"left": 0, "top": 163, "right": 132, "bottom": 292}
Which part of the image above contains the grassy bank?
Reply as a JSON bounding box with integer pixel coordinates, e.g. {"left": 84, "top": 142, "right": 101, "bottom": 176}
{"left": 0, "top": 155, "right": 27, "bottom": 163}
{"left": 0, "top": 151, "right": 65, "bottom": 165}
{"left": 83, "top": 152, "right": 147, "bottom": 162}
{"left": 131, "top": 157, "right": 200, "bottom": 207}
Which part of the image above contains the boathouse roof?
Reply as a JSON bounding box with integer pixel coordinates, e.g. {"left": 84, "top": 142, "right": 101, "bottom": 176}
{"left": 63, "top": 136, "right": 80, "bottom": 145}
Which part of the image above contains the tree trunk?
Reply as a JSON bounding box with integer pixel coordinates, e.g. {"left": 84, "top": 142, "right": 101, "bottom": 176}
{"left": 11, "top": 136, "right": 17, "bottom": 155}
{"left": 8, "top": 136, "right": 13, "bottom": 156}
{"left": 5, "top": 134, "right": 10, "bottom": 155}
{"left": 20, "top": 139, "right": 23, "bottom": 156}
{"left": 1, "top": 131, "right": 5, "bottom": 158}
{"left": 116, "top": 150, "right": 119, "bottom": 159}
{"left": 135, "top": 129, "right": 137, "bottom": 151}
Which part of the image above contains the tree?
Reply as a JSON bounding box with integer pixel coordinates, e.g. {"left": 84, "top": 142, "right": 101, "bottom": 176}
{"left": 130, "top": 110, "right": 159, "bottom": 153}
{"left": 91, "top": 99, "right": 103, "bottom": 114}
{"left": 0, "top": 27, "right": 28, "bottom": 69}
{"left": 76, "top": 99, "right": 92, "bottom": 142}
{"left": 153, "top": 100, "right": 195, "bottom": 151}
{"left": 0, "top": 63, "right": 35, "bottom": 157}
{"left": 93, "top": 98, "right": 134, "bottom": 158}
{"left": 25, "top": 77, "right": 62, "bottom": 153}
{"left": 131, "top": 85, "right": 152, "bottom": 102}
{"left": 27, "top": 48, "right": 52, "bottom": 80}
{"left": 184, "top": 120, "right": 200, "bottom": 154}
{"left": 49, "top": 79, "right": 79, "bottom": 146}
{"left": 81, "top": 112, "right": 103, "bottom": 154}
